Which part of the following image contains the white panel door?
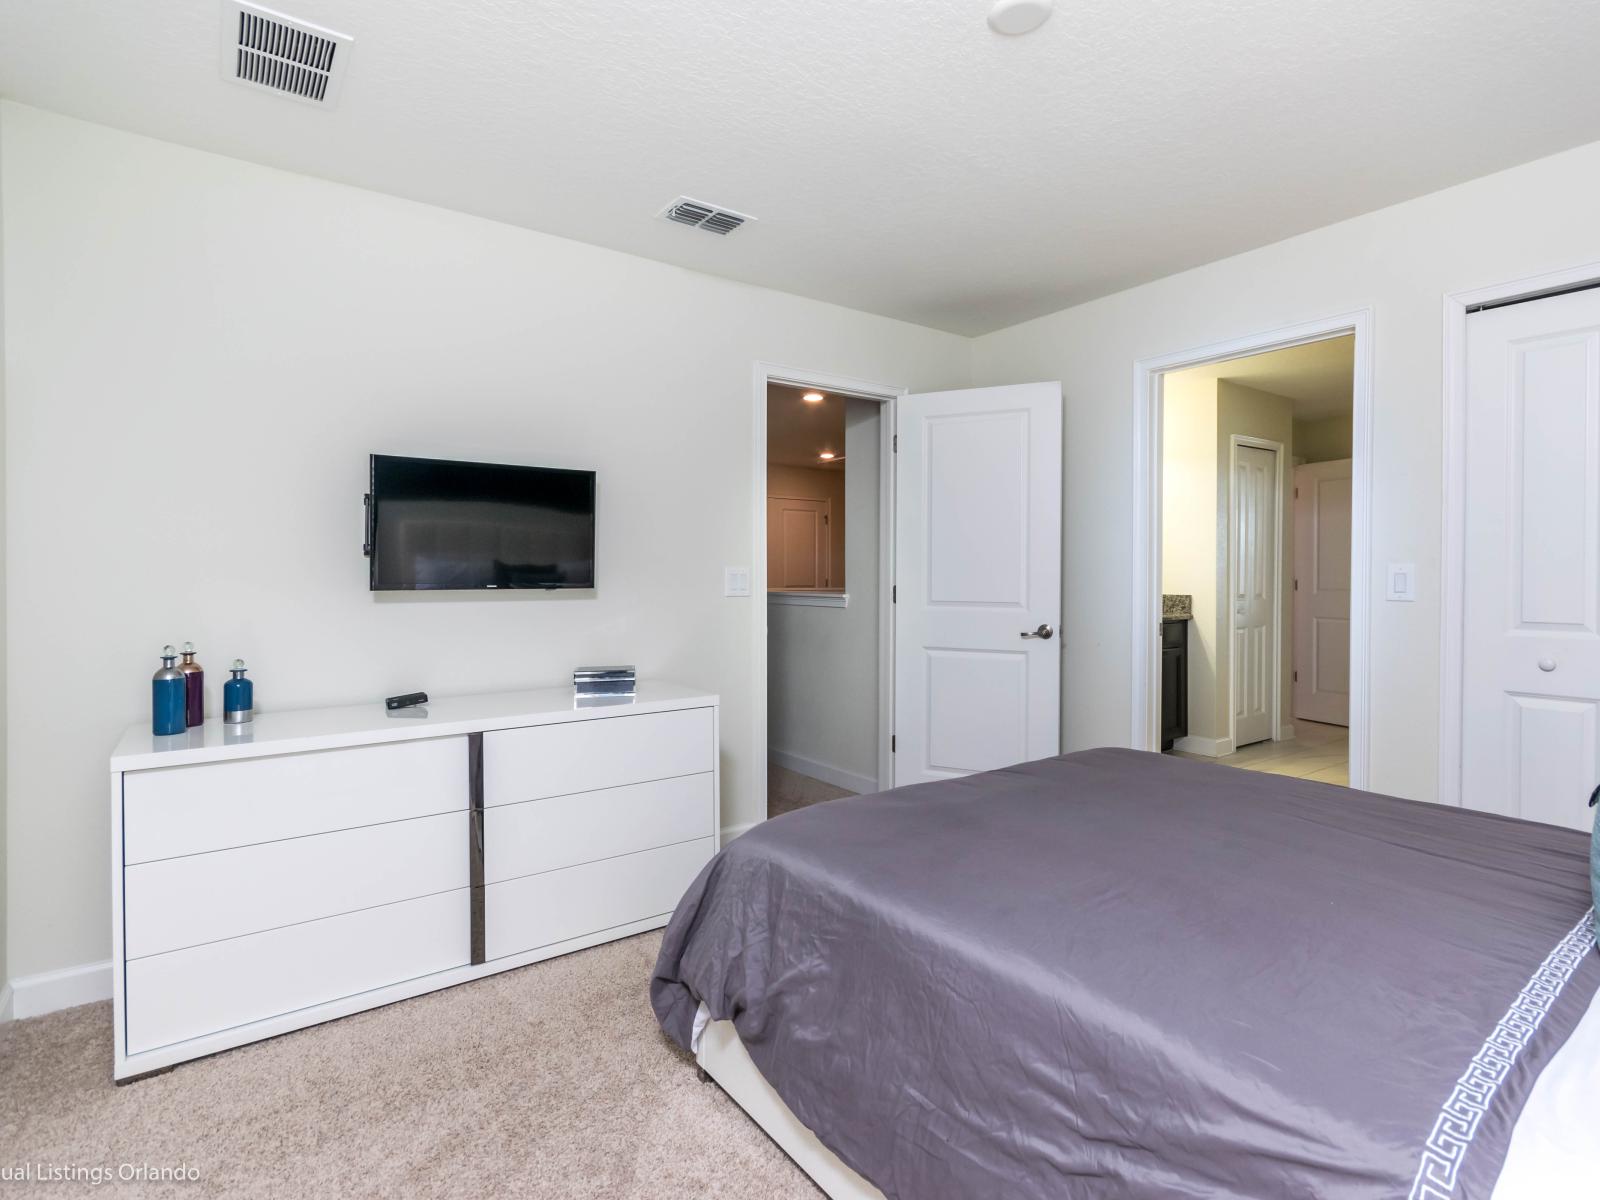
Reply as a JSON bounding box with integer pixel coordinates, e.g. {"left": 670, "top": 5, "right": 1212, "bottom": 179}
{"left": 894, "top": 383, "right": 1062, "bottom": 784}
{"left": 1292, "top": 459, "right": 1352, "bottom": 726}
{"left": 766, "top": 496, "right": 830, "bottom": 589}
{"left": 1230, "top": 443, "right": 1279, "bottom": 749}
{"left": 1463, "top": 290, "right": 1600, "bottom": 830}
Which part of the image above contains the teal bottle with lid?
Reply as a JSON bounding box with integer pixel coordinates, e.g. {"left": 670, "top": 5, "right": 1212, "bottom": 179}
{"left": 224, "top": 659, "right": 253, "bottom": 724}
{"left": 152, "top": 646, "right": 186, "bottom": 736}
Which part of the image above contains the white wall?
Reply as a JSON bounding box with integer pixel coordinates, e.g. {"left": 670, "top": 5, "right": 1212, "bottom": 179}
{"left": 972, "top": 134, "right": 1600, "bottom": 804}
{"left": 0, "top": 104, "right": 969, "bottom": 981}
{"left": 767, "top": 398, "right": 880, "bottom": 790}
{"left": 0, "top": 107, "right": 8, "bottom": 996}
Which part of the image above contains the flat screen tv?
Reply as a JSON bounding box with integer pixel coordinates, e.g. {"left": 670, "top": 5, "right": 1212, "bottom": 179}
{"left": 367, "top": 454, "right": 596, "bottom": 591}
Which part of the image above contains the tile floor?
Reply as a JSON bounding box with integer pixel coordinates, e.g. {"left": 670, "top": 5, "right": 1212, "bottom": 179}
{"left": 1172, "top": 719, "right": 1350, "bottom": 786}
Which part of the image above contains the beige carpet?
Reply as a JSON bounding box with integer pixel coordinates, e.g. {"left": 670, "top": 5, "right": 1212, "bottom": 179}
{"left": 0, "top": 932, "right": 818, "bottom": 1199}
{"left": 767, "top": 764, "right": 854, "bottom": 819}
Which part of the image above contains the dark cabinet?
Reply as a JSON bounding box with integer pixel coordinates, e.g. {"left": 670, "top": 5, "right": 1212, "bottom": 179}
{"left": 1160, "top": 618, "right": 1189, "bottom": 751}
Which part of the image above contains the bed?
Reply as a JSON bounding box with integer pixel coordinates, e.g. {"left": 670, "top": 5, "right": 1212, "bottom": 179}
{"left": 651, "top": 748, "right": 1598, "bottom": 1199}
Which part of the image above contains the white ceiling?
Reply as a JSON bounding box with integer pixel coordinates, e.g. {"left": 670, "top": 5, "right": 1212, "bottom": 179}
{"left": 5, "top": 2, "right": 1600, "bottom": 335}
{"left": 1174, "top": 335, "right": 1355, "bottom": 421}
{"left": 768, "top": 385, "right": 847, "bottom": 470}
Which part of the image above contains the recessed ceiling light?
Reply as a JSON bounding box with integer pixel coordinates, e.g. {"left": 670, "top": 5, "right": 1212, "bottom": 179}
{"left": 988, "top": 0, "right": 1053, "bottom": 36}
{"left": 802, "top": 391, "right": 825, "bottom": 403}
{"left": 818, "top": 452, "right": 836, "bottom": 461}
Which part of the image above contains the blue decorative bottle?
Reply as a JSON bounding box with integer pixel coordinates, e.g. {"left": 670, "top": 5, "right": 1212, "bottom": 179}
{"left": 152, "top": 645, "right": 186, "bottom": 736}
{"left": 224, "top": 659, "right": 254, "bottom": 725}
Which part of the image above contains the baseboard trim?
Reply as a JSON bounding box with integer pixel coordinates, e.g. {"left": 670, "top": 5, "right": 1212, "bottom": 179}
{"left": 768, "top": 748, "right": 874, "bottom": 795}
{"left": 0, "top": 980, "right": 13, "bottom": 1023}
{"left": 4, "top": 959, "right": 113, "bottom": 1021}
{"left": 1173, "top": 735, "right": 1235, "bottom": 758}
{"left": 720, "top": 819, "right": 761, "bottom": 845}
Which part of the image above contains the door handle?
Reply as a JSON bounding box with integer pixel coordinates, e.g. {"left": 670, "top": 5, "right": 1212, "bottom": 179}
{"left": 1538, "top": 658, "right": 1557, "bottom": 672}
{"left": 1021, "top": 624, "right": 1054, "bottom": 640}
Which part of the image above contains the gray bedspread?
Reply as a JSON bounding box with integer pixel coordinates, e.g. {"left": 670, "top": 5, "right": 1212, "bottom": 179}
{"left": 651, "top": 748, "right": 1598, "bottom": 1200}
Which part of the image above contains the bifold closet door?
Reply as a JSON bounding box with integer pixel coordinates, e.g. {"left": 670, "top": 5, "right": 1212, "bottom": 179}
{"left": 1461, "top": 287, "right": 1600, "bottom": 830}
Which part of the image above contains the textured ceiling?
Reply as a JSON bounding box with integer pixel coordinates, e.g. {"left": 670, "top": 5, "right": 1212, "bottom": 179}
{"left": 1174, "top": 336, "right": 1355, "bottom": 421}
{"left": 4, "top": 1, "right": 1600, "bottom": 334}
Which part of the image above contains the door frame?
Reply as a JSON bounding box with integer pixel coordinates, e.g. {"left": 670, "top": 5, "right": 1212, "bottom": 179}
{"left": 1440, "top": 259, "right": 1600, "bottom": 807}
{"left": 1130, "top": 309, "right": 1374, "bottom": 788}
{"left": 1226, "top": 434, "right": 1286, "bottom": 749}
{"left": 751, "top": 362, "right": 902, "bottom": 838}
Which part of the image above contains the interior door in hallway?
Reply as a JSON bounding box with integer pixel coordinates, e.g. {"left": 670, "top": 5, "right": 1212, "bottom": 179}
{"left": 1292, "top": 459, "right": 1352, "bottom": 726}
{"left": 1462, "top": 287, "right": 1600, "bottom": 830}
{"left": 1231, "top": 442, "right": 1279, "bottom": 749}
{"left": 767, "top": 496, "right": 831, "bottom": 589}
{"left": 894, "top": 382, "right": 1062, "bottom": 785}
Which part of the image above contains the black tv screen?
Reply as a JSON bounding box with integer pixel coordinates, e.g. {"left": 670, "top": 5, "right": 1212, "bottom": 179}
{"left": 367, "top": 454, "right": 595, "bottom": 591}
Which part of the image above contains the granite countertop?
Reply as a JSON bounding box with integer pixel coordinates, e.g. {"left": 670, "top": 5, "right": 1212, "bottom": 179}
{"left": 1162, "top": 594, "right": 1193, "bottom": 620}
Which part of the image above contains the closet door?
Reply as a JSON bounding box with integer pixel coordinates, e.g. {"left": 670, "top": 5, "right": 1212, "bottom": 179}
{"left": 1461, "top": 288, "right": 1600, "bottom": 829}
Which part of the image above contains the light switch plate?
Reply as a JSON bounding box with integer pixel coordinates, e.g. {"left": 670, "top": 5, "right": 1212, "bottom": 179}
{"left": 1386, "top": 562, "right": 1416, "bottom": 602}
{"left": 724, "top": 567, "right": 751, "bottom": 597}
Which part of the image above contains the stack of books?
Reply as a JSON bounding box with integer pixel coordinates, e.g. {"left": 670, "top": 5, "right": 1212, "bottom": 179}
{"left": 572, "top": 665, "right": 637, "bottom": 700}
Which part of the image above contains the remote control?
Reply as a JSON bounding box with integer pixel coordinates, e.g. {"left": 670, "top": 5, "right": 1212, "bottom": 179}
{"left": 385, "top": 691, "right": 429, "bottom": 710}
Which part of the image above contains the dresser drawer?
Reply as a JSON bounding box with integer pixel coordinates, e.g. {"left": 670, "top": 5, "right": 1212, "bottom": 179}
{"left": 123, "top": 737, "right": 467, "bottom": 864}
{"left": 483, "top": 707, "right": 714, "bottom": 807}
{"left": 485, "top": 837, "right": 713, "bottom": 961}
{"left": 484, "top": 773, "right": 713, "bottom": 884}
{"left": 125, "top": 889, "right": 469, "bottom": 1055}
{"left": 124, "top": 811, "right": 468, "bottom": 959}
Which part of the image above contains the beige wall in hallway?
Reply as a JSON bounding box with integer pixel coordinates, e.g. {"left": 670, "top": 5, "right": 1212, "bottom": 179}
{"left": 1163, "top": 377, "right": 1295, "bottom": 747}
{"left": 1161, "top": 375, "right": 1221, "bottom": 742}
{"left": 1293, "top": 413, "right": 1353, "bottom": 464}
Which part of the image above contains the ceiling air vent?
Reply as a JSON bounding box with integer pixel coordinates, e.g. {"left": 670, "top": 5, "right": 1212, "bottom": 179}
{"left": 221, "top": 1, "right": 352, "bottom": 106}
{"left": 660, "top": 197, "right": 755, "bottom": 236}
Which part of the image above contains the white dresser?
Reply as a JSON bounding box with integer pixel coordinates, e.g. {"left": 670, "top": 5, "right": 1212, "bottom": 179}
{"left": 109, "top": 681, "right": 719, "bottom": 1081}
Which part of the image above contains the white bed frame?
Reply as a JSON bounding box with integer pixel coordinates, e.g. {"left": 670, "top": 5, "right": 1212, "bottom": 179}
{"left": 696, "top": 1020, "right": 884, "bottom": 1200}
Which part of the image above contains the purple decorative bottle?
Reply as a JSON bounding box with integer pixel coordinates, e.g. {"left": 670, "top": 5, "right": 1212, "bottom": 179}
{"left": 179, "top": 641, "right": 204, "bottom": 728}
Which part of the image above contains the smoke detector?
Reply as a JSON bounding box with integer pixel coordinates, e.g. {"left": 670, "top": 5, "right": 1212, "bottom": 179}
{"left": 221, "top": 1, "right": 352, "bottom": 106}
{"left": 988, "top": 0, "right": 1054, "bottom": 35}
{"left": 659, "top": 197, "right": 755, "bottom": 236}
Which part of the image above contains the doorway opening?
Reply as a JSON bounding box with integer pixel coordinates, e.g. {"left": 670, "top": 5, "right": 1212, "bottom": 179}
{"left": 754, "top": 367, "right": 899, "bottom": 829}
{"left": 1133, "top": 313, "right": 1372, "bottom": 789}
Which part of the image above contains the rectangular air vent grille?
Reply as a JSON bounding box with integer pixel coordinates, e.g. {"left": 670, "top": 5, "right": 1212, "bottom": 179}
{"left": 660, "top": 197, "right": 755, "bottom": 236}
{"left": 222, "top": 2, "right": 352, "bottom": 106}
